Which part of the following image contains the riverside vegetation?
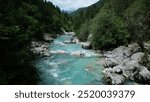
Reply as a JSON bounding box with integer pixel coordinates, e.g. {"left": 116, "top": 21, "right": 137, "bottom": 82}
{"left": 0, "top": 0, "right": 72, "bottom": 84}
{"left": 0, "top": 0, "right": 150, "bottom": 85}
{"left": 72, "top": 0, "right": 150, "bottom": 84}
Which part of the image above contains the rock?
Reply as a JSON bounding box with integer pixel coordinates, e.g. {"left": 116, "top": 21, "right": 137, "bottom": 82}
{"left": 43, "top": 51, "right": 51, "bottom": 57}
{"left": 103, "top": 42, "right": 150, "bottom": 84}
{"left": 103, "top": 65, "right": 124, "bottom": 75}
{"left": 103, "top": 66, "right": 125, "bottom": 85}
{"left": 43, "top": 33, "right": 54, "bottom": 42}
{"left": 123, "top": 60, "right": 139, "bottom": 79}
{"left": 50, "top": 50, "right": 68, "bottom": 54}
{"left": 144, "top": 43, "right": 150, "bottom": 52}
{"left": 133, "top": 66, "right": 150, "bottom": 84}
{"left": 124, "top": 60, "right": 139, "bottom": 70}
{"left": 63, "top": 40, "right": 72, "bottom": 44}
{"left": 128, "top": 43, "right": 141, "bottom": 54}
{"left": 104, "top": 46, "right": 127, "bottom": 65}
{"left": 139, "top": 66, "right": 150, "bottom": 80}
{"left": 105, "top": 58, "right": 119, "bottom": 68}
{"left": 80, "top": 41, "right": 92, "bottom": 49}
{"left": 131, "top": 52, "right": 144, "bottom": 63}
{"left": 113, "top": 65, "right": 125, "bottom": 74}
{"left": 103, "top": 68, "right": 113, "bottom": 74}
{"left": 30, "top": 41, "right": 50, "bottom": 57}
{"left": 65, "top": 32, "right": 75, "bottom": 35}
{"left": 71, "top": 51, "right": 85, "bottom": 57}
{"left": 104, "top": 73, "right": 125, "bottom": 85}
{"left": 87, "top": 34, "right": 93, "bottom": 42}
{"left": 71, "top": 37, "right": 79, "bottom": 43}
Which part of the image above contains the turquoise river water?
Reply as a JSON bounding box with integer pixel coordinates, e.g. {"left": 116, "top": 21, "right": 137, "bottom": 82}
{"left": 36, "top": 34, "right": 104, "bottom": 85}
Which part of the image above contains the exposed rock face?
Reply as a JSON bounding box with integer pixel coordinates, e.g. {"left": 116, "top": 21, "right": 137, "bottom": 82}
{"left": 31, "top": 41, "right": 50, "bottom": 57}
{"left": 131, "top": 52, "right": 144, "bottom": 63}
{"left": 103, "top": 43, "right": 150, "bottom": 85}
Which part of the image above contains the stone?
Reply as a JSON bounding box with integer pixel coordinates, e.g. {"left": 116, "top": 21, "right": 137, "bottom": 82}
{"left": 30, "top": 41, "right": 50, "bottom": 57}
{"left": 131, "top": 52, "right": 144, "bottom": 63}
{"left": 128, "top": 43, "right": 141, "bottom": 54}
{"left": 43, "top": 33, "right": 54, "bottom": 42}
{"left": 105, "top": 58, "right": 119, "bottom": 68}
{"left": 80, "top": 41, "right": 92, "bottom": 49}
{"left": 104, "top": 73, "right": 125, "bottom": 85}
{"left": 50, "top": 50, "right": 68, "bottom": 54}
{"left": 113, "top": 65, "right": 125, "bottom": 74}
{"left": 123, "top": 60, "right": 139, "bottom": 79}
{"left": 71, "top": 51, "right": 85, "bottom": 57}
{"left": 133, "top": 66, "right": 150, "bottom": 84}
{"left": 63, "top": 40, "right": 72, "bottom": 44}
{"left": 139, "top": 66, "right": 150, "bottom": 80}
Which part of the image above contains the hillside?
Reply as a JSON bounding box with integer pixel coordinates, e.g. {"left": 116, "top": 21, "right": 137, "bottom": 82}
{"left": 71, "top": 0, "right": 102, "bottom": 16}
{"left": 72, "top": 0, "right": 150, "bottom": 84}
{"left": 0, "top": 0, "right": 72, "bottom": 84}
{"left": 72, "top": 0, "right": 104, "bottom": 41}
{"left": 72, "top": 0, "right": 150, "bottom": 50}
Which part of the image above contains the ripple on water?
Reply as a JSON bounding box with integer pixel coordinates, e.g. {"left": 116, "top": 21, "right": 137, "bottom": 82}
{"left": 36, "top": 34, "right": 104, "bottom": 85}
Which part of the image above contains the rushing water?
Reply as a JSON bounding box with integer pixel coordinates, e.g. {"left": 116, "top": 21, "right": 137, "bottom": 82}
{"left": 36, "top": 34, "right": 104, "bottom": 85}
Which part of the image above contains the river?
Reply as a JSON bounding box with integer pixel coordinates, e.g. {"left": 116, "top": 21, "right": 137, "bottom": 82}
{"left": 35, "top": 33, "right": 104, "bottom": 85}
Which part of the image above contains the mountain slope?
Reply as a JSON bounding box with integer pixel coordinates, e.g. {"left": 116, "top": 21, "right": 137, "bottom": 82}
{"left": 72, "top": 0, "right": 150, "bottom": 51}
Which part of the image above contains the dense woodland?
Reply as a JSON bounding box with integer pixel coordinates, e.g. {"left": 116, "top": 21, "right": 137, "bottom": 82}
{"left": 0, "top": 0, "right": 150, "bottom": 84}
{"left": 0, "top": 0, "right": 72, "bottom": 84}
{"left": 73, "top": 0, "right": 150, "bottom": 50}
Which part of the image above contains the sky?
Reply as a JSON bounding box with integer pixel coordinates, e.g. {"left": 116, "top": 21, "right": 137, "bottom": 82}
{"left": 47, "top": 0, "right": 99, "bottom": 11}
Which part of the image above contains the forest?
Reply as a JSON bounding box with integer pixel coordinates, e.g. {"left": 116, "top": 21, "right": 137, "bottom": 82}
{"left": 0, "top": 0, "right": 72, "bottom": 84}
{"left": 0, "top": 0, "right": 150, "bottom": 84}
{"left": 73, "top": 0, "right": 150, "bottom": 50}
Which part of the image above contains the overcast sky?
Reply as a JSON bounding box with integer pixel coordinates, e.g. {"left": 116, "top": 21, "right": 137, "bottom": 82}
{"left": 47, "top": 0, "right": 99, "bottom": 11}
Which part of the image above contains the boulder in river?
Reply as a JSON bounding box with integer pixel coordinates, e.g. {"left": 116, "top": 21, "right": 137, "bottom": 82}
{"left": 80, "top": 41, "right": 92, "bottom": 49}
{"left": 63, "top": 40, "right": 72, "bottom": 44}
{"left": 50, "top": 50, "right": 68, "bottom": 54}
{"left": 71, "top": 51, "right": 85, "bottom": 57}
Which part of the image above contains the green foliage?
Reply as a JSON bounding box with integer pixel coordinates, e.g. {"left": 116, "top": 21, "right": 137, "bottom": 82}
{"left": 76, "top": 21, "right": 90, "bottom": 41}
{"left": 73, "top": 0, "right": 149, "bottom": 50}
{"left": 72, "top": 0, "right": 104, "bottom": 37}
{"left": 125, "top": 0, "right": 150, "bottom": 50}
{"left": 0, "top": 0, "right": 72, "bottom": 84}
{"left": 90, "top": 9, "right": 129, "bottom": 49}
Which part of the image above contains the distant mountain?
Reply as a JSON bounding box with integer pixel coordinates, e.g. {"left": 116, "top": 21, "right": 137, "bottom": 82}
{"left": 66, "top": 10, "right": 75, "bottom": 14}
{"left": 71, "top": 0, "right": 103, "bottom": 16}
{"left": 71, "top": 0, "right": 104, "bottom": 36}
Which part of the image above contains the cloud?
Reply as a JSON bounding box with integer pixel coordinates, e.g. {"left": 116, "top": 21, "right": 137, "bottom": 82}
{"left": 47, "top": 0, "right": 99, "bottom": 11}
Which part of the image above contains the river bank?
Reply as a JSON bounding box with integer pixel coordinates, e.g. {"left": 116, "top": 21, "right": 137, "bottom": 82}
{"left": 34, "top": 32, "right": 104, "bottom": 85}
{"left": 102, "top": 43, "right": 150, "bottom": 85}
{"left": 31, "top": 32, "right": 150, "bottom": 85}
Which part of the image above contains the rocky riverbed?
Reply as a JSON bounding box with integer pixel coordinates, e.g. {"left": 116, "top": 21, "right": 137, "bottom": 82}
{"left": 102, "top": 43, "right": 150, "bottom": 85}
{"left": 30, "top": 33, "right": 54, "bottom": 57}
{"left": 31, "top": 32, "right": 150, "bottom": 85}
